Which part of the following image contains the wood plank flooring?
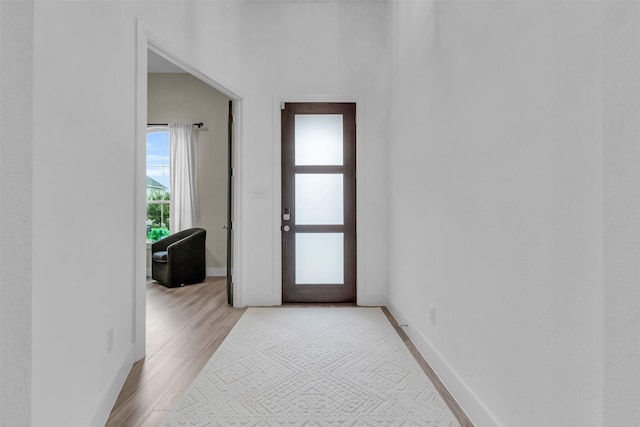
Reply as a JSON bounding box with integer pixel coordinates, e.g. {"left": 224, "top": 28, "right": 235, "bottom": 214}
{"left": 105, "top": 277, "right": 246, "bottom": 426}
{"left": 106, "top": 278, "right": 472, "bottom": 426}
{"left": 381, "top": 307, "right": 474, "bottom": 426}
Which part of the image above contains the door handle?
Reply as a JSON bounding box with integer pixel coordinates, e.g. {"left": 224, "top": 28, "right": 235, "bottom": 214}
{"left": 283, "top": 225, "right": 290, "bottom": 232}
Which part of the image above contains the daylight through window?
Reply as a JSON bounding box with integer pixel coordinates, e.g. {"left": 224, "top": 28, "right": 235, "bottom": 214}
{"left": 146, "top": 129, "right": 170, "bottom": 242}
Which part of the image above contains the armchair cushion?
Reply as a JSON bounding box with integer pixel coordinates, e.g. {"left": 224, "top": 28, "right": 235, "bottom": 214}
{"left": 152, "top": 251, "right": 168, "bottom": 263}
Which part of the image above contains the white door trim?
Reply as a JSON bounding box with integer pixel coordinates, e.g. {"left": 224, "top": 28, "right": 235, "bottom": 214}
{"left": 271, "top": 95, "right": 368, "bottom": 306}
{"left": 135, "top": 21, "right": 245, "bottom": 359}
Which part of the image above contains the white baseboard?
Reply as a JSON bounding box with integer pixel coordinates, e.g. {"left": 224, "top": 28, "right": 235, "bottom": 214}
{"left": 206, "top": 267, "right": 226, "bottom": 277}
{"left": 146, "top": 267, "right": 227, "bottom": 278}
{"left": 91, "top": 346, "right": 135, "bottom": 427}
{"left": 386, "top": 298, "right": 502, "bottom": 427}
{"left": 357, "top": 293, "right": 387, "bottom": 306}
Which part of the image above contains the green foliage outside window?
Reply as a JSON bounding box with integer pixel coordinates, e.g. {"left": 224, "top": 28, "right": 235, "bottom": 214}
{"left": 147, "top": 227, "right": 170, "bottom": 242}
{"left": 147, "top": 190, "right": 170, "bottom": 242}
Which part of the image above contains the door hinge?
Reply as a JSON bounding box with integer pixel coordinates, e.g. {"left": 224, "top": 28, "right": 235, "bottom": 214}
{"left": 280, "top": 102, "right": 286, "bottom": 110}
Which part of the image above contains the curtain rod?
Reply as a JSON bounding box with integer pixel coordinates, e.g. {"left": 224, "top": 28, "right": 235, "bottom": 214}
{"left": 147, "top": 122, "right": 204, "bottom": 128}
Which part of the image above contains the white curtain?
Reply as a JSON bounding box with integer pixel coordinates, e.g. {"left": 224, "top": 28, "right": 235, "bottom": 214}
{"left": 169, "top": 123, "right": 197, "bottom": 232}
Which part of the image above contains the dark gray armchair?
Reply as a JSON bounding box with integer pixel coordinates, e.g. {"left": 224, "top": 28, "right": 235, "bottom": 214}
{"left": 151, "top": 228, "right": 206, "bottom": 288}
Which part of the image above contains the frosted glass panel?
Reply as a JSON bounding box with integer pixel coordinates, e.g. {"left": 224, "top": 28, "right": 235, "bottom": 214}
{"left": 296, "top": 174, "right": 343, "bottom": 225}
{"left": 296, "top": 233, "right": 344, "bottom": 284}
{"left": 295, "top": 115, "right": 343, "bottom": 165}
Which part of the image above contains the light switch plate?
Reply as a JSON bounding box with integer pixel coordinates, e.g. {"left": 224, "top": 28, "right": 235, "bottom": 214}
{"left": 251, "top": 188, "right": 271, "bottom": 199}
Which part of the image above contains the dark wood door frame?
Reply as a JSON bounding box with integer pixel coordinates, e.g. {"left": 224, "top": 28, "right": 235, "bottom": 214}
{"left": 281, "top": 102, "right": 357, "bottom": 303}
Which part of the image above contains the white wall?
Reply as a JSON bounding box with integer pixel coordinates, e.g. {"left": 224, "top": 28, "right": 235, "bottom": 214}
{"left": 24, "top": 1, "right": 640, "bottom": 426}
{"left": 30, "top": 1, "right": 389, "bottom": 425}
{"left": 32, "top": 2, "right": 140, "bottom": 425}
{"left": 388, "top": 1, "right": 604, "bottom": 425}
{"left": 148, "top": 73, "right": 230, "bottom": 275}
{"left": 602, "top": 2, "right": 640, "bottom": 425}
{"left": 233, "top": 1, "right": 390, "bottom": 306}
{"left": 0, "top": 1, "right": 33, "bottom": 425}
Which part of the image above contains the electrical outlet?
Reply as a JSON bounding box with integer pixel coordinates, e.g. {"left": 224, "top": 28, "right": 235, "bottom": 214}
{"left": 107, "top": 328, "right": 114, "bottom": 354}
{"left": 428, "top": 305, "right": 435, "bottom": 325}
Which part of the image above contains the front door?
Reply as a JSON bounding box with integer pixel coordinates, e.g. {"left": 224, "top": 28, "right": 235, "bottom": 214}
{"left": 281, "top": 102, "right": 356, "bottom": 303}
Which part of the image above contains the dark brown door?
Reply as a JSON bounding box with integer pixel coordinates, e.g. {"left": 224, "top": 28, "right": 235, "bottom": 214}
{"left": 226, "top": 100, "right": 233, "bottom": 305}
{"left": 281, "top": 102, "right": 356, "bottom": 303}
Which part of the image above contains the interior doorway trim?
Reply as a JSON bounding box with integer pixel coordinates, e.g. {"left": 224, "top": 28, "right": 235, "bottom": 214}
{"left": 135, "top": 21, "right": 245, "bottom": 359}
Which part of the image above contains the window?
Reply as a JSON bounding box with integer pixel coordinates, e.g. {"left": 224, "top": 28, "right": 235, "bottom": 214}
{"left": 146, "top": 129, "right": 170, "bottom": 241}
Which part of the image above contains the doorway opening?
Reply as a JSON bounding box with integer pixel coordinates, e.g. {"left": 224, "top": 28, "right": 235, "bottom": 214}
{"left": 135, "top": 26, "right": 242, "bottom": 360}
{"left": 146, "top": 57, "right": 233, "bottom": 297}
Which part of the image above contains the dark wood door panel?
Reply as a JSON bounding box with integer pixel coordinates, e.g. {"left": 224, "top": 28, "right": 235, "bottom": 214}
{"left": 281, "top": 102, "right": 356, "bottom": 303}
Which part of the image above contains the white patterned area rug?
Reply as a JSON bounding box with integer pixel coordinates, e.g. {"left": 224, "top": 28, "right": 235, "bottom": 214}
{"left": 163, "top": 307, "right": 460, "bottom": 426}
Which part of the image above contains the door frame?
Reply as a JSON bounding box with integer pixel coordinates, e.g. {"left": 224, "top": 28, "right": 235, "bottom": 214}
{"left": 272, "top": 96, "right": 365, "bottom": 305}
{"left": 135, "top": 22, "right": 245, "bottom": 359}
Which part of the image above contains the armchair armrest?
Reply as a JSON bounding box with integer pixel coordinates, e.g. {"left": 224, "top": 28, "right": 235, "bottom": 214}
{"left": 167, "top": 230, "right": 206, "bottom": 265}
{"left": 151, "top": 228, "right": 206, "bottom": 253}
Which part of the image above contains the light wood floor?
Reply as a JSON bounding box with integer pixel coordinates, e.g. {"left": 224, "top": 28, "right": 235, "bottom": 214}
{"left": 381, "top": 307, "right": 473, "bottom": 426}
{"left": 105, "top": 277, "right": 246, "bottom": 426}
{"left": 106, "top": 278, "right": 473, "bottom": 426}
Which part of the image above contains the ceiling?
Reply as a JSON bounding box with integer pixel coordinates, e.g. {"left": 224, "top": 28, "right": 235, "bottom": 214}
{"left": 148, "top": 50, "right": 188, "bottom": 73}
